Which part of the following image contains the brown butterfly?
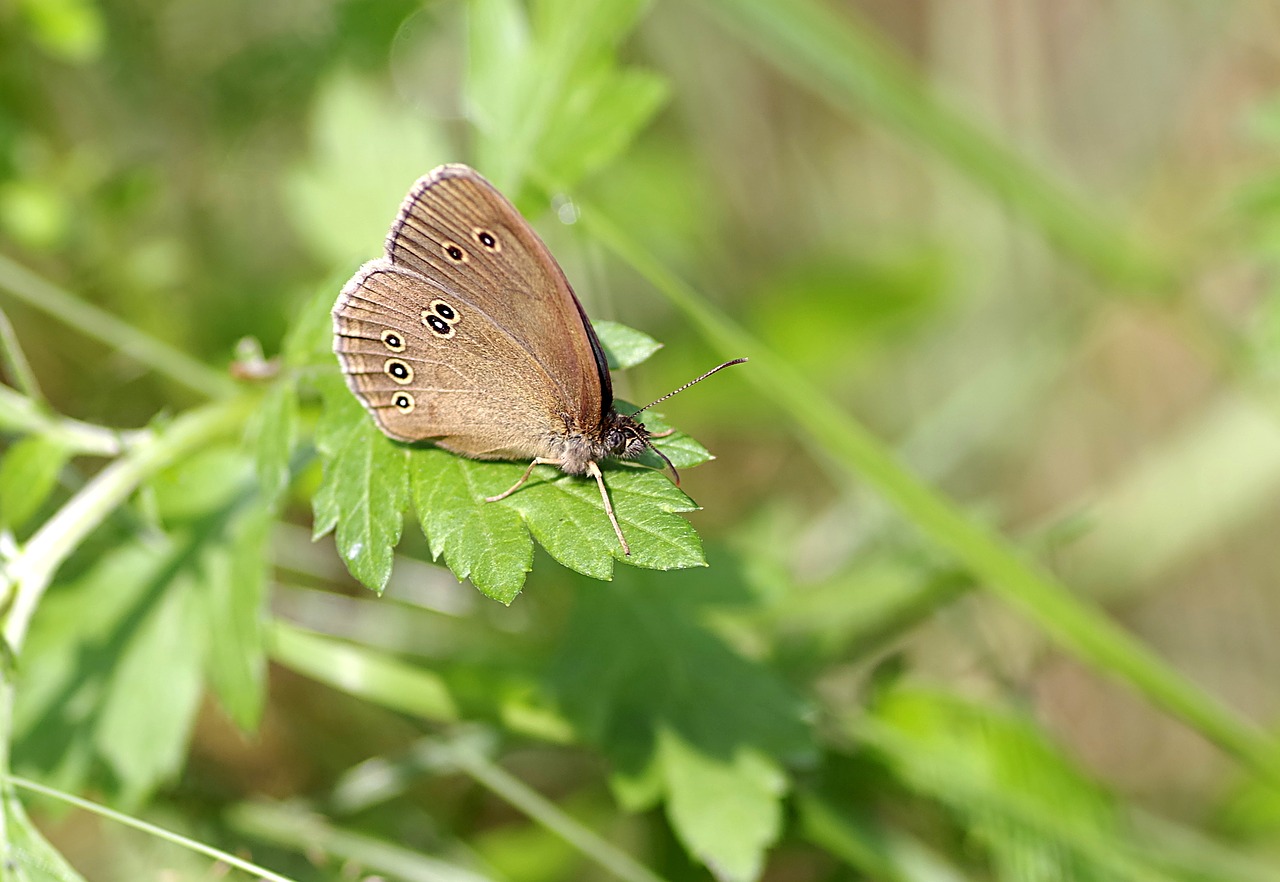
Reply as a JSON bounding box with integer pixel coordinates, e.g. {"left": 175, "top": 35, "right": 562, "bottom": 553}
{"left": 332, "top": 164, "right": 743, "bottom": 555}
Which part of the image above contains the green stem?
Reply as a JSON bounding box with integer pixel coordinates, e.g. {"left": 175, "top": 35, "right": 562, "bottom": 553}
{"left": 436, "top": 734, "right": 672, "bottom": 882}
{"left": 8, "top": 776, "right": 298, "bottom": 882}
{"left": 0, "top": 384, "right": 142, "bottom": 456}
{"left": 0, "top": 252, "right": 234, "bottom": 399}
{"left": 0, "top": 395, "right": 252, "bottom": 654}
{"left": 694, "top": 0, "right": 1172, "bottom": 290}
{"left": 0, "top": 306, "right": 42, "bottom": 404}
{"left": 581, "top": 207, "right": 1280, "bottom": 785}
{"left": 227, "top": 800, "right": 495, "bottom": 882}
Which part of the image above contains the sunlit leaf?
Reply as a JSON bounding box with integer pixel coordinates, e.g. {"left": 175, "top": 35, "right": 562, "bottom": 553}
{"left": 313, "top": 377, "right": 409, "bottom": 593}
{"left": 594, "top": 320, "right": 662, "bottom": 370}
{"left": 0, "top": 434, "right": 71, "bottom": 533}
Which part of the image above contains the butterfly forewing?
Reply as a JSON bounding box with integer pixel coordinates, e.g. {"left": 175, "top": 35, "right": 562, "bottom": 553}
{"left": 384, "top": 165, "right": 609, "bottom": 429}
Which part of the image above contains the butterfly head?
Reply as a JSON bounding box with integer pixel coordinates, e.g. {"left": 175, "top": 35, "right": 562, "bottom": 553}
{"left": 603, "top": 411, "right": 650, "bottom": 460}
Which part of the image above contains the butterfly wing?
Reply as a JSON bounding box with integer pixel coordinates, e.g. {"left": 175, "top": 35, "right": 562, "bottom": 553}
{"left": 333, "top": 259, "right": 569, "bottom": 460}
{"left": 383, "top": 164, "right": 612, "bottom": 428}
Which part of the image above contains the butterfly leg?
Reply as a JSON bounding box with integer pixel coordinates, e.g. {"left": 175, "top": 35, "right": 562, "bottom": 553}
{"left": 485, "top": 458, "right": 558, "bottom": 503}
{"left": 587, "top": 461, "right": 630, "bottom": 556}
{"left": 649, "top": 428, "right": 676, "bottom": 439}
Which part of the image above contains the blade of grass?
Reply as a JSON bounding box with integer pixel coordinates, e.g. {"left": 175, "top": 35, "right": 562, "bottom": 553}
{"left": 0, "top": 253, "right": 234, "bottom": 399}
{"left": 693, "top": 0, "right": 1172, "bottom": 290}
{"left": 0, "top": 306, "right": 42, "bottom": 403}
{"left": 7, "top": 776, "right": 299, "bottom": 882}
{"left": 578, "top": 203, "right": 1280, "bottom": 786}
{"left": 431, "top": 733, "right": 672, "bottom": 882}
{"left": 227, "top": 800, "right": 497, "bottom": 882}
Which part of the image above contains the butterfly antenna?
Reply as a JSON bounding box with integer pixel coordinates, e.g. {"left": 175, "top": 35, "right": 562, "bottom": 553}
{"left": 632, "top": 357, "right": 746, "bottom": 487}
{"left": 649, "top": 442, "right": 681, "bottom": 486}
{"left": 631, "top": 358, "right": 748, "bottom": 416}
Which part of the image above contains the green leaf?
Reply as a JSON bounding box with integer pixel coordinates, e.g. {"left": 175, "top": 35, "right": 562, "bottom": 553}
{"left": 248, "top": 380, "right": 299, "bottom": 508}
{"left": 499, "top": 464, "right": 703, "bottom": 580}
{"left": 269, "top": 621, "right": 460, "bottom": 723}
{"left": 18, "top": 0, "right": 104, "bottom": 65}
{"left": 0, "top": 434, "right": 71, "bottom": 533}
{"left": 410, "top": 449, "right": 533, "bottom": 605}
{"left": 657, "top": 728, "right": 786, "bottom": 882}
{"left": 93, "top": 559, "right": 205, "bottom": 807}
{"left": 283, "top": 279, "right": 345, "bottom": 370}
{"left": 153, "top": 445, "right": 270, "bottom": 728}
{"left": 3, "top": 790, "right": 87, "bottom": 882}
{"left": 150, "top": 445, "right": 249, "bottom": 523}
{"left": 861, "top": 688, "right": 1132, "bottom": 882}
{"left": 14, "top": 539, "right": 205, "bottom": 806}
{"left": 316, "top": 317, "right": 719, "bottom": 597}
{"left": 466, "top": 0, "right": 664, "bottom": 194}
{"left": 286, "top": 71, "right": 450, "bottom": 267}
{"left": 594, "top": 320, "right": 662, "bottom": 370}
{"left": 550, "top": 567, "right": 813, "bottom": 881}
{"left": 197, "top": 499, "right": 270, "bottom": 730}
{"left": 313, "top": 377, "right": 409, "bottom": 593}
{"left": 536, "top": 67, "right": 669, "bottom": 190}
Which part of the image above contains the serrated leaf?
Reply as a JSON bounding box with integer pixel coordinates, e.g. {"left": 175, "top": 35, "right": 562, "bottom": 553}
{"left": 248, "top": 380, "right": 299, "bottom": 508}
{"left": 313, "top": 378, "right": 409, "bottom": 592}
{"left": 153, "top": 446, "right": 269, "bottom": 728}
{"left": 550, "top": 569, "right": 813, "bottom": 880}
{"left": 410, "top": 449, "right": 533, "bottom": 604}
{"left": 317, "top": 318, "right": 719, "bottom": 596}
{"left": 0, "top": 434, "right": 71, "bottom": 533}
{"left": 595, "top": 321, "right": 662, "bottom": 370}
{"left": 501, "top": 465, "right": 704, "bottom": 580}
{"left": 14, "top": 542, "right": 167, "bottom": 795}
{"left": 13, "top": 539, "right": 206, "bottom": 807}
{"left": 13, "top": 441, "right": 269, "bottom": 805}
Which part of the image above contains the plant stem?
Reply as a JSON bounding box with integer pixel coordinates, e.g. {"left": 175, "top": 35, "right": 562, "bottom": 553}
{"left": 581, "top": 207, "right": 1280, "bottom": 786}
{"left": 435, "top": 734, "right": 672, "bottom": 882}
{"left": 694, "top": 0, "right": 1172, "bottom": 290}
{"left": 0, "top": 395, "right": 252, "bottom": 654}
{"left": 0, "top": 306, "right": 42, "bottom": 404}
{"left": 0, "top": 385, "right": 143, "bottom": 456}
{"left": 8, "top": 776, "right": 298, "bottom": 882}
{"left": 0, "top": 252, "right": 234, "bottom": 399}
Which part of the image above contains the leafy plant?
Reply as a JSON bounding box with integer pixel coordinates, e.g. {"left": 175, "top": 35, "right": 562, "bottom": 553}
{"left": 1, "top": 0, "right": 1280, "bottom": 880}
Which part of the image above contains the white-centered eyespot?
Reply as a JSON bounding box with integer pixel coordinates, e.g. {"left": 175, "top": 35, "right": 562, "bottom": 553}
{"left": 384, "top": 358, "right": 413, "bottom": 384}
{"left": 429, "top": 298, "right": 459, "bottom": 324}
{"left": 381, "top": 328, "right": 406, "bottom": 352}
{"left": 422, "top": 310, "right": 456, "bottom": 338}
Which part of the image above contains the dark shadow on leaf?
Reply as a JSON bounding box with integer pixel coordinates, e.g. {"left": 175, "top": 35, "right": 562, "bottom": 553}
{"left": 546, "top": 549, "right": 814, "bottom": 783}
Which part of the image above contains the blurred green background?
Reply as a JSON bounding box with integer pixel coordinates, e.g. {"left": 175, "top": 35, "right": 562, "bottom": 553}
{"left": 5, "top": 0, "right": 1280, "bottom": 879}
